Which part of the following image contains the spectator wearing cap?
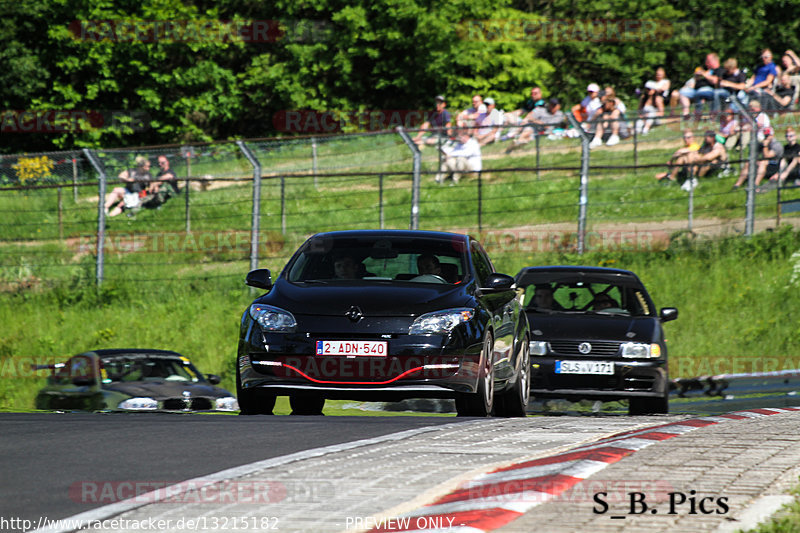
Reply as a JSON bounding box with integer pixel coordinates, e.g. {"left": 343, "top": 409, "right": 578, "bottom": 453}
{"left": 693, "top": 130, "right": 728, "bottom": 178}
{"left": 734, "top": 126, "right": 783, "bottom": 190}
{"left": 508, "top": 97, "right": 565, "bottom": 149}
{"left": 589, "top": 88, "right": 627, "bottom": 148}
{"left": 573, "top": 83, "right": 602, "bottom": 123}
{"left": 502, "top": 86, "right": 545, "bottom": 140}
{"left": 475, "top": 97, "right": 504, "bottom": 146}
{"left": 413, "top": 95, "right": 452, "bottom": 147}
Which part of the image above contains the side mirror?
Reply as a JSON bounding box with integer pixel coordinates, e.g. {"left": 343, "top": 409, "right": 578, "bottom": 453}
{"left": 660, "top": 307, "right": 678, "bottom": 322}
{"left": 206, "top": 374, "right": 221, "bottom": 385}
{"left": 246, "top": 269, "right": 273, "bottom": 290}
{"left": 482, "top": 273, "right": 515, "bottom": 291}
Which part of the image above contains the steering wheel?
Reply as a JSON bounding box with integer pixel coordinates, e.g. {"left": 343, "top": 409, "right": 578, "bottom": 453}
{"left": 410, "top": 274, "right": 447, "bottom": 284}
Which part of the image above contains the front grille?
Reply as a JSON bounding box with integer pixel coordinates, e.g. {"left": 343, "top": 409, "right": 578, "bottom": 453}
{"left": 549, "top": 341, "right": 620, "bottom": 357}
{"left": 162, "top": 397, "right": 213, "bottom": 410}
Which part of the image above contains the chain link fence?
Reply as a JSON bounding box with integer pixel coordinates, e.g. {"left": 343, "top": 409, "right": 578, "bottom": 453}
{"left": 2, "top": 111, "right": 799, "bottom": 289}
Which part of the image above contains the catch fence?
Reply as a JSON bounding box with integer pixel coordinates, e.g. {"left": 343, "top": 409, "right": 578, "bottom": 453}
{"left": 1, "top": 109, "right": 799, "bottom": 288}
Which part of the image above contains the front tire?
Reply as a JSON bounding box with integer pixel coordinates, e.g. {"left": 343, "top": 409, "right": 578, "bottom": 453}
{"left": 495, "top": 336, "right": 530, "bottom": 417}
{"left": 456, "top": 332, "right": 494, "bottom": 417}
{"left": 289, "top": 394, "right": 325, "bottom": 415}
{"left": 236, "top": 367, "right": 276, "bottom": 415}
{"left": 628, "top": 394, "right": 669, "bottom": 415}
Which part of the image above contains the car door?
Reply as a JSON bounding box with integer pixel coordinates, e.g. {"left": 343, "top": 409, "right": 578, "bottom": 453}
{"left": 51, "top": 354, "right": 104, "bottom": 411}
{"left": 470, "top": 242, "right": 517, "bottom": 378}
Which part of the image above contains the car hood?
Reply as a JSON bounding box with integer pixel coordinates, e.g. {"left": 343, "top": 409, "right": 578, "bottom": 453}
{"left": 104, "top": 381, "right": 233, "bottom": 400}
{"left": 259, "top": 280, "right": 474, "bottom": 316}
{"left": 526, "top": 313, "right": 660, "bottom": 342}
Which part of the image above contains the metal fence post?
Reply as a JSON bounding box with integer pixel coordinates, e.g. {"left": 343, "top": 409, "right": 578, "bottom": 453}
{"left": 82, "top": 149, "right": 106, "bottom": 286}
{"left": 731, "top": 98, "right": 757, "bottom": 236}
{"left": 379, "top": 174, "right": 384, "bottom": 229}
{"left": 72, "top": 154, "right": 79, "bottom": 202}
{"left": 236, "top": 141, "right": 262, "bottom": 271}
{"left": 311, "top": 137, "right": 318, "bottom": 188}
{"left": 535, "top": 130, "right": 541, "bottom": 180}
{"left": 396, "top": 127, "right": 421, "bottom": 230}
{"left": 566, "top": 113, "right": 590, "bottom": 254}
{"left": 180, "top": 146, "right": 195, "bottom": 233}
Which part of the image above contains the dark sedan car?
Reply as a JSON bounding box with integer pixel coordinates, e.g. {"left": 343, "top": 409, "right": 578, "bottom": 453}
{"left": 515, "top": 266, "right": 678, "bottom": 415}
{"left": 34, "top": 349, "right": 239, "bottom": 412}
{"left": 237, "top": 230, "right": 530, "bottom": 417}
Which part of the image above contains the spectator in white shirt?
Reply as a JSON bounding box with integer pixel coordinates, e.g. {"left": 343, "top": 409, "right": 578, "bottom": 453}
{"left": 435, "top": 130, "right": 482, "bottom": 185}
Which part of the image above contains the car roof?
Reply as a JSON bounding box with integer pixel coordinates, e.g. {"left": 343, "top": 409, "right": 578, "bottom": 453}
{"left": 76, "top": 348, "right": 186, "bottom": 360}
{"left": 515, "top": 266, "right": 645, "bottom": 287}
{"left": 309, "top": 229, "right": 472, "bottom": 242}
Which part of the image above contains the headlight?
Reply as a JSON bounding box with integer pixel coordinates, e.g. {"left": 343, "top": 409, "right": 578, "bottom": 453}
{"left": 215, "top": 397, "right": 239, "bottom": 411}
{"left": 529, "top": 341, "right": 549, "bottom": 356}
{"left": 620, "top": 342, "right": 661, "bottom": 359}
{"left": 409, "top": 308, "right": 474, "bottom": 335}
{"left": 118, "top": 397, "right": 158, "bottom": 410}
{"left": 249, "top": 304, "right": 297, "bottom": 332}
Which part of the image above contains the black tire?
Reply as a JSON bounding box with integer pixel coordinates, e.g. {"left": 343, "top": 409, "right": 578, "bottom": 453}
{"left": 289, "top": 394, "right": 326, "bottom": 415}
{"left": 628, "top": 394, "right": 669, "bottom": 415}
{"left": 495, "top": 336, "right": 530, "bottom": 417}
{"left": 455, "top": 332, "right": 494, "bottom": 417}
{"left": 236, "top": 367, "right": 276, "bottom": 415}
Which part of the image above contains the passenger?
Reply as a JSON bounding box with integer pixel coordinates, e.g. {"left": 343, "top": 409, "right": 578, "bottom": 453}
{"left": 593, "top": 294, "right": 619, "bottom": 311}
{"left": 417, "top": 254, "right": 442, "bottom": 276}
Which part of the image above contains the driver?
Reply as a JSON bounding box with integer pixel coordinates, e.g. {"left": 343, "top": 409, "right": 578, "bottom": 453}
{"left": 333, "top": 254, "right": 360, "bottom": 279}
{"left": 593, "top": 294, "right": 619, "bottom": 310}
{"left": 417, "top": 254, "right": 442, "bottom": 277}
{"left": 531, "top": 284, "right": 562, "bottom": 310}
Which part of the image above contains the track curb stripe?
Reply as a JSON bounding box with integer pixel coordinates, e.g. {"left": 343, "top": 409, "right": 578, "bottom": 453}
{"left": 370, "top": 407, "right": 800, "bottom": 532}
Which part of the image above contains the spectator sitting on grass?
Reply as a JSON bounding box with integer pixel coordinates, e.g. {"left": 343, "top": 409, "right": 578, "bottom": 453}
{"left": 413, "top": 95, "right": 452, "bottom": 147}
{"left": 104, "top": 155, "right": 152, "bottom": 217}
{"left": 507, "top": 98, "right": 565, "bottom": 150}
{"left": 746, "top": 48, "right": 778, "bottom": 108}
{"left": 655, "top": 130, "right": 700, "bottom": 183}
{"left": 693, "top": 130, "right": 728, "bottom": 178}
{"left": 589, "top": 95, "right": 623, "bottom": 148}
{"left": 475, "top": 97, "right": 504, "bottom": 147}
{"left": 434, "top": 129, "right": 481, "bottom": 185}
{"left": 733, "top": 127, "right": 783, "bottom": 190}
{"left": 762, "top": 74, "right": 796, "bottom": 111}
{"left": 140, "top": 154, "right": 180, "bottom": 210}
{"left": 456, "top": 94, "right": 487, "bottom": 128}
{"left": 637, "top": 67, "right": 671, "bottom": 134}
{"left": 571, "top": 83, "right": 602, "bottom": 124}
{"left": 502, "top": 86, "right": 545, "bottom": 140}
{"left": 776, "top": 128, "right": 800, "bottom": 186}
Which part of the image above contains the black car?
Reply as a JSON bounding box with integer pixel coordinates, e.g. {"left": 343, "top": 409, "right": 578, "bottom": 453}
{"left": 34, "top": 349, "right": 239, "bottom": 412}
{"left": 237, "top": 230, "right": 530, "bottom": 417}
{"left": 515, "top": 266, "right": 678, "bottom": 415}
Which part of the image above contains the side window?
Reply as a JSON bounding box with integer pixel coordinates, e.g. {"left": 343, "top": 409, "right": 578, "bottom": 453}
{"left": 470, "top": 242, "right": 493, "bottom": 286}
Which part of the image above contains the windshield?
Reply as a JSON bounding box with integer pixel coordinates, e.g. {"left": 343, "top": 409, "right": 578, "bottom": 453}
{"left": 286, "top": 235, "right": 468, "bottom": 285}
{"left": 101, "top": 356, "right": 204, "bottom": 383}
{"left": 521, "top": 277, "right": 653, "bottom": 316}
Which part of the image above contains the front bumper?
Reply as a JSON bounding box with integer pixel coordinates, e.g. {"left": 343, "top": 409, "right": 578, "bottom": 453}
{"left": 530, "top": 358, "right": 668, "bottom": 402}
{"left": 238, "top": 327, "right": 485, "bottom": 400}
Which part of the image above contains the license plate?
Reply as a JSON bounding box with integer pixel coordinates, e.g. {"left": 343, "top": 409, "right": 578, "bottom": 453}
{"left": 316, "top": 340, "right": 387, "bottom": 357}
{"left": 555, "top": 360, "right": 614, "bottom": 375}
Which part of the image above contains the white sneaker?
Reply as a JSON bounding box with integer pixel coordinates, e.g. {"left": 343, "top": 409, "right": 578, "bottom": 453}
{"left": 589, "top": 136, "right": 602, "bottom": 148}
{"left": 606, "top": 134, "right": 620, "bottom": 146}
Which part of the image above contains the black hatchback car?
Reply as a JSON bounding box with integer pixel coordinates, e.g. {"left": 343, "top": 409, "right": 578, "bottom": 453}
{"left": 515, "top": 266, "right": 678, "bottom": 415}
{"left": 237, "top": 230, "right": 530, "bottom": 417}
